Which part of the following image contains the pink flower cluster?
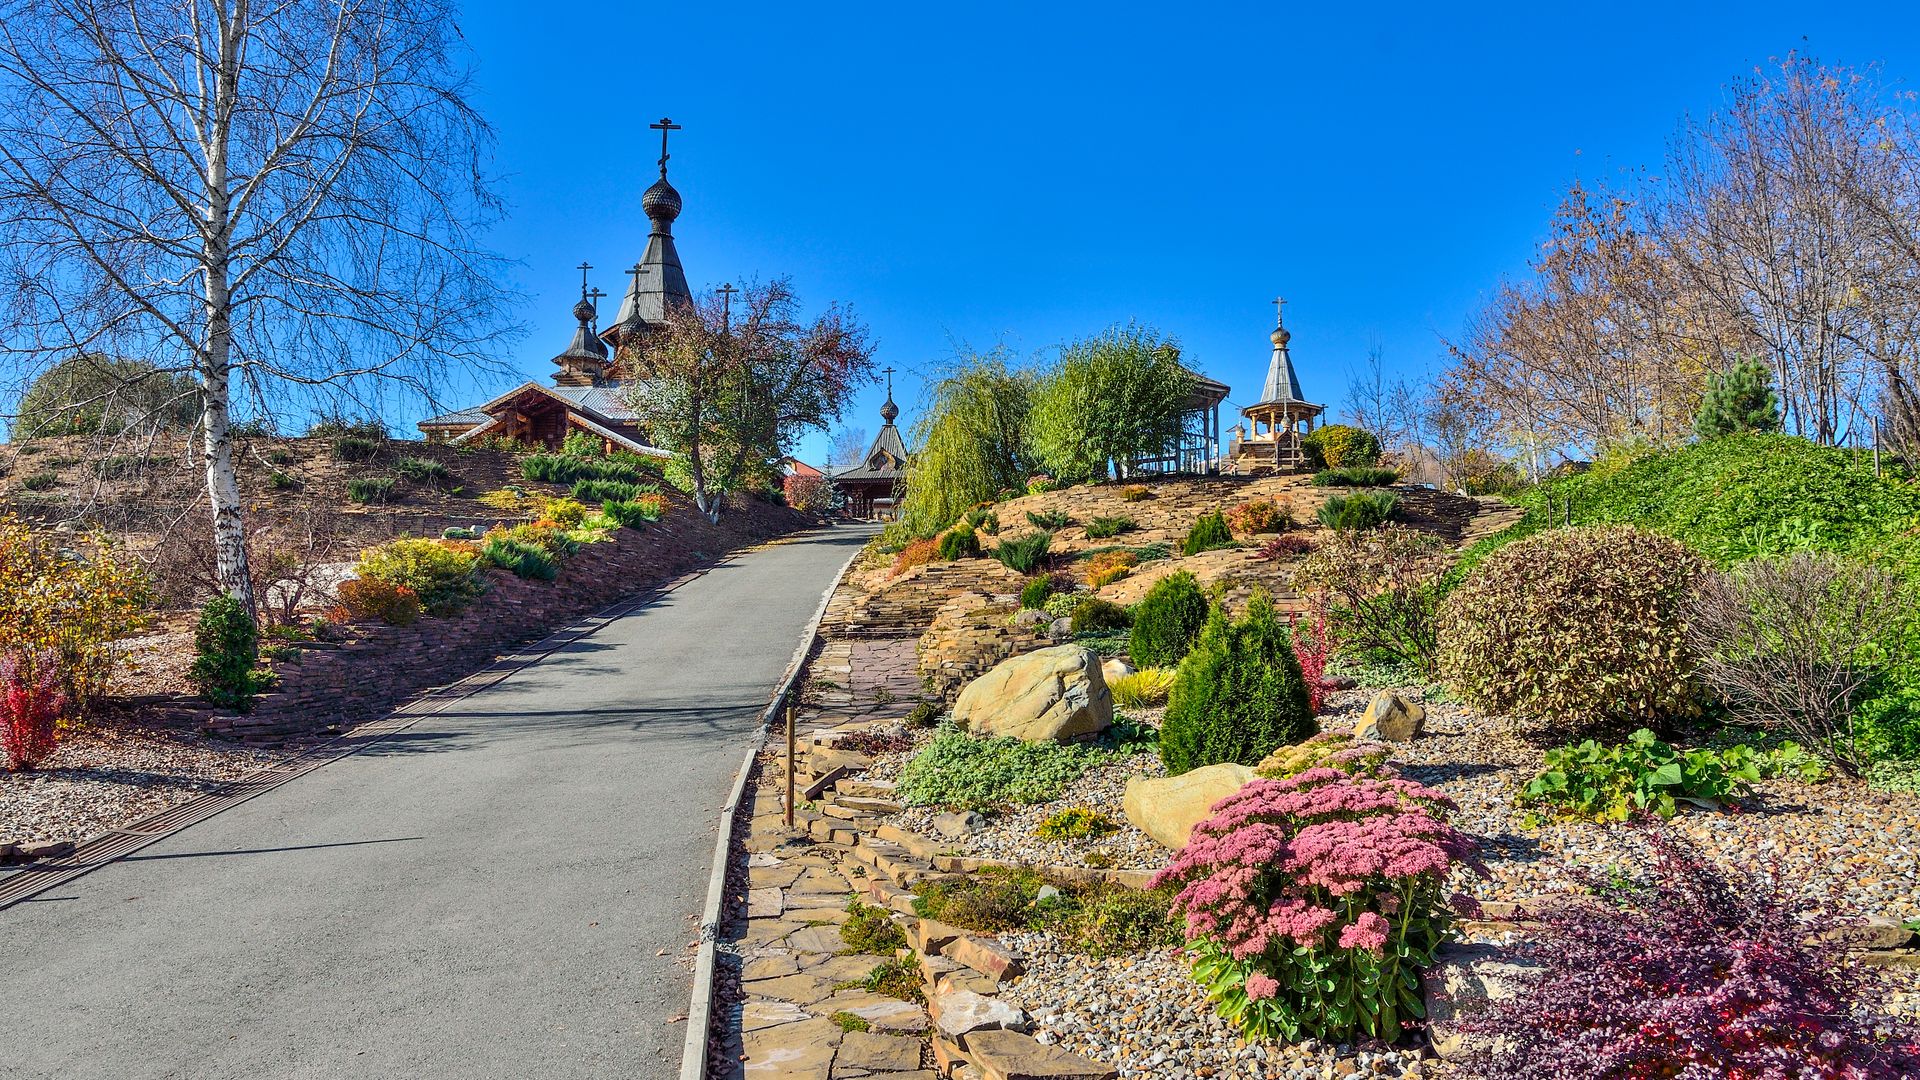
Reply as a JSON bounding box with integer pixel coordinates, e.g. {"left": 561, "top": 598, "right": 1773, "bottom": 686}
{"left": 1243, "top": 972, "right": 1280, "bottom": 1001}
{"left": 1149, "top": 768, "right": 1476, "bottom": 962}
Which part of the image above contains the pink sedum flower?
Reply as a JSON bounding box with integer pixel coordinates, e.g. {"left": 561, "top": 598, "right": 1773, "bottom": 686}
{"left": 1243, "top": 972, "right": 1280, "bottom": 1001}
{"left": 1337, "top": 911, "right": 1391, "bottom": 954}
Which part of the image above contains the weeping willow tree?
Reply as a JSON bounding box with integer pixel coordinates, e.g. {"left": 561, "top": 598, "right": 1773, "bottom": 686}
{"left": 897, "top": 350, "right": 1035, "bottom": 538}
{"left": 1028, "top": 323, "right": 1194, "bottom": 480}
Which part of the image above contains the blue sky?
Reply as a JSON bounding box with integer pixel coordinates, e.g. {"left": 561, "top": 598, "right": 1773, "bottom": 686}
{"left": 446, "top": 2, "right": 1920, "bottom": 465}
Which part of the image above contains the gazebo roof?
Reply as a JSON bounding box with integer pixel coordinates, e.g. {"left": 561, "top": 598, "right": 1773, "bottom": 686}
{"left": 1242, "top": 315, "right": 1323, "bottom": 417}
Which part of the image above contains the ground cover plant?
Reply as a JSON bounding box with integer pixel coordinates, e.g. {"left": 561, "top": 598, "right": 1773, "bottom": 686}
{"left": 346, "top": 475, "right": 395, "bottom": 504}
{"left": 1128, "top": 570, "right": 1209, "bottom": 668}
{"left": 1026, "top": 509, "right": 1071, "bottom": 530}
{"left": 896, "top": 725, "right": 1122, "bottom": 809}
{"left": 522, "top": 451, "right": 642, "bottom": 487}
{"left": 1033, "top": 806, "right": 1120, "bottom": 840}
{"left": 1252, "top": 732, "right": 1392, "bottom": 780}
{"left": 1069, "top": 597, "right": 1131, "bottom": 633}
{"left": 1181, "top": 510, "right": 1233, "bottom": 555}
{"left": 1160, "top": 594, "right": 1313, "bottom": 774}
{"left": 1251, "top": 533, "right": 1314, "bottom": 560}
{"left": 1452, "top": 828, "right": 1920, "bottom": 1077}
{"left": 912, "top": 865, "right": 1181, "bottom": 958}
{"left": 571, "top": 478, "right": 649, "bottom": 504}
{"left": 1082, "top": 548, "right": 1136, "bottom": 587}
{"left": 840, "top": 900, "right": 908, "bottom": 954}
{"left": 1439, "top": 526, "right": 1708, "bottom": 730}
{"left": 1084, "top": 514, "right": 1136, "bottom": 539}
{"left": 392, "top": 456, "right": 450, "bottom": 486}
{"left": 1316, "top": 489, "right": 1398, "bottom": 531}
{"left": 1018, "top": 575, "right": 1056, "bottom": 609}
{"left": 1151, "top": 766, "right": 1477, "bottom": 1043}
{"left": 1311, "top": 467, "right": 1400, "bottom": 487}
{"left": 1519, "top": 728, "right": 1825, "bottom": 823}
{"left": 891, "top": 538, "right": 939, "bottom": 576}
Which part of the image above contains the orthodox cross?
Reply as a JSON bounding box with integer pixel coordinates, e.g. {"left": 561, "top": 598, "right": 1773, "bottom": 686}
{"left": 577, "top": 261, "right": 593, "bottom": 300}
{"left": 626, "top": 262, "right": 648, "bottom": 291}
{"left": 585, "top": 286, "right": 606, "bottom": 326}
{"left": 1272, "top": 296, "right": 1288, "bottom": 324}
{"left": 650, "top": 116, "right": 682, "bottom": 177}
{"left": 717, "top": 282, "right": 738, "bottom": 330}
{"left": 882, "top": 365, "right": 895, "bottom": 396}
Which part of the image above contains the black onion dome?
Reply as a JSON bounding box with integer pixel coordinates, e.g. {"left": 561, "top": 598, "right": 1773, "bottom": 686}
{"left": 642, "top": 177, "right": 682, "bottom": 223}
{"left": 879, "top": 395, "right": 900, "bottom": 423}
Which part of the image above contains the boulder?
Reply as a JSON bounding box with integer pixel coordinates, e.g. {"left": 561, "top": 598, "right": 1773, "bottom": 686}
{"left": 1422, "top": 941, "right": 1543, "bottom": 1060}
{"left": 1122, "top": 763, "right": 1257, "bottom": 849}
{"left": 932, "top": 810, "right": 987, "bottom": 838}
{"left": 928, "top": 988, "right": 1027, "bottom": 1039}
{"left": 1101, "top": 658, "right": 1134, "bottom": 683}
{"left": 952, "top": 645, "right": 1113, "bottom": 743}
{"left": 1011, "top": 608, "right": 1051, "bottom": 630}
{"left": 1355, "top": 690, "right": 1425, "bottom": 742}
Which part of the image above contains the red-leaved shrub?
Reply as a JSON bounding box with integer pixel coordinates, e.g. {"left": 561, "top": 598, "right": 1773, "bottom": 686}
{"left": 1287, "top": 608, "right": 1335, "bottom": 714}
{"left": 1453, "top": 827, "right": 1920, "bottom": 1077}
{"left": 1, "top": 651, "right": 65, "bottom": 771}
{"left": 891, "top": 539, "right": 939, "bottom": 577}
{"left": 335, "top": 578, "right": 423, "bottom": 626}
{"left": 1225, "top": 498, "right": 1293, "bottom": 535}
{"left": 1151, "top": 767, "right": 1479, "bottom": 1043}
{"left": 1251, "top": 533, "right": 1314, "bottom": 561}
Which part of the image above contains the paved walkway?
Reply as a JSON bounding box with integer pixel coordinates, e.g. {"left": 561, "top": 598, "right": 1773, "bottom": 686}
{"left": 0, "top": 525, "right": 872, "bottom": 1080}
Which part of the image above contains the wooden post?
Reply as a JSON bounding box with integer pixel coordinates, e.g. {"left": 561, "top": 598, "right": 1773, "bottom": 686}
{"left": 784, "top": 699, "right": 797, "bottom": 829}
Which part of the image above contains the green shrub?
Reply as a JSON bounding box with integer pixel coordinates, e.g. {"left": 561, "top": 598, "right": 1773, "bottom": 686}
{"left": 1293, "top": 526, "right": 1451, "bottom": 675}
{"left": 990, "top": 530, "right": 1052, "bottom": 573}
{"left": 561, "top": 431, "right": 604, "bottom": 458}
{"left": 840, "top": 900, "right": 907, "bottom": 954}
{"left": 20, "top": 471, "right": 57, "bottom": 491}
{"left": 1312, "top": 467, "right": 1401, "bottom": 487}
{"left": 1300, "top": 424, "right": 1382, "bottom": 470}
{"left": 1034, "top": 807, "right": 1121, "bottom": 840}
{"left": 522, "top": 452, "right": 640, "bottom": 486}
{"left": 1070, "top": 597, "right": 1131, "bottom": 633}
{"left": 1129, "top": 570, "right": 1210, "bottom": 668}
{"left": 862, "top": 956, "right": 923, "bottom": 1003}
{"left": 330, "top": 434, "right": 379, "bottom": 461}
{"left": 189, "top": 593, "right": 268, "bottom": 711}
{"left": 1110, "top": 667, "right": 1177, "bottom": 707}
{"left": 897, "top": 726, "right": 1113, "bottom": 808}
{"left": 353, "top": 538, "right": 485, "bottom": 615}
{"left": 1181, "top": 511, "right": 1234, "bottom": 555}
{"left": 1519, "top": 728, "right": 1824, "bottom": 823}
{"left": 1085, "top": 515, "right": 1136, "bottom": 539}
{"left": 1253, "top": 731, "right": 1392, "bottom": 780}
{"left": 937, "top": 522, "right": 982, "bottom": 560}
{"left": 1019, "top": 575, "right": 1054, "bottom": 610}
{"left": 571, "top": 478, "right": 649, "bottom": 504}
{"left": 1027, "top": 509, "right": 1071, "bottom": 530}
{"left": 265, "top": 449, "right": 296, "bottom": 466}
{"left": 1160, "top": 594, "right": 1314, "bottom": 774}
{"left": 392, "top": 456, "right": 450, "bottom": 485}
{"left": 481, "top": 535, "right": 560, "bottom": 580}
{"left": 266, "top": 470, "right": 296, "bottom": 490}
{"left": 1438, "top": 526, "right": 1708, "bottom": 729}
{"left": 965, "top": 506, "right": 1000, "bottom": 534}
{"left": 346, "top": 475, "right": 396, "bottom": 504}
{"left": 1316, "top": 490, "right": 1398, "bottom": 530}
{"left": 599, "top": 499, "right": 648, "bottom": 529}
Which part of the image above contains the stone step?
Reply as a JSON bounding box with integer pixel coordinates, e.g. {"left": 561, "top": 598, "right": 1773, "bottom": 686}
{"left": 837, "top": 795, "right": 904, "bottom": 814}
{"left": 962, "top": 1028, "right": 1116, "bottom": 1080}
{"left": 874, "top": 823, "right": 942, "bottom": 861}
{"left": 833, "top": 778, "right": 898, "bottom": 800}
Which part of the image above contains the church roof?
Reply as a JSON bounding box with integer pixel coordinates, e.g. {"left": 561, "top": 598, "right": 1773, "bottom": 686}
{"left": 1245, "top": 314, "right": 1323, "bottom": 414}
{"left": 607, "top": 150, "right": 693, "bottom": 339}
{"left": 833, "top": 421, "right": 908, "bottom": 481}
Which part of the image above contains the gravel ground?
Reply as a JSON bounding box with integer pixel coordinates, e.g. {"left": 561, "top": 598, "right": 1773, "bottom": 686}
{"left": 998, "top": 931, "right": 1427, "bottom": 1079}
{"left": 0, "top": 726, "right": 289, "bottom": 844}
{"left": 1351, "top": 687, "right": 1920, "bottom": 921}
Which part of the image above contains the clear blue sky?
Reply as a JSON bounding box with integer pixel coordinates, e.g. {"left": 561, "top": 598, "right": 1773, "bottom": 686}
{"left": 444, "top": 1, "right": 1920, "bottom": 465}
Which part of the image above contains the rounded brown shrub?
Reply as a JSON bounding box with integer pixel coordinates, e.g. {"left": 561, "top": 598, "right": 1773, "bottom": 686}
{"left": 1436, "top": 526, "right": 1708, "bottom": 729}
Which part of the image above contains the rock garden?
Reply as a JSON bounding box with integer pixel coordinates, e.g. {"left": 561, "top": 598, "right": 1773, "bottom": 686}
{"left": 721, "top": 431, "right": 1920, "bottom": 1079}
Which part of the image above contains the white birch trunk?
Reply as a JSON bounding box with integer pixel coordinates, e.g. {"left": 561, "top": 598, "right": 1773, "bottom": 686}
{"left": 201, "top": 5, "right": 253, "bottom": 615}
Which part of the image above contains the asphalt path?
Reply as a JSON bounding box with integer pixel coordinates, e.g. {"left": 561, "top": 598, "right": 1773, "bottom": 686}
{"left": 0, "top": 524, "right": 872, "bottom": 1080}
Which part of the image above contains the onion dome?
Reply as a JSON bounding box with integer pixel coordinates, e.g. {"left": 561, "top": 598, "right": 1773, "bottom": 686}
{"left": 880, "top": 394, "right": 899, "bottom": 424}
{"left": 642, "top": 177, "right": 682, "bottom": 225}
{"left": 1270, "top": 323, "right": 1292, "bottom": 347}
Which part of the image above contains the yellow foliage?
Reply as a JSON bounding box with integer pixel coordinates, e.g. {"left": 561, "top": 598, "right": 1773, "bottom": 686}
{"left": 0, "top": 514, "right": 152, "bottom": 713}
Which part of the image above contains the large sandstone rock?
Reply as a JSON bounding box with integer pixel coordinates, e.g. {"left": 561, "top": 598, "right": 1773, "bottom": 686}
{"left": 952, "top": 645, "right": 1113, "bottom": 743}
{"left": 1422, "top": 941, "right": 1543, "bottom": 1059}
{"left": 1122, "top": 762, "right": 1256, "bottom": 849}
{"left": 1355, "top": 690, "right": 1425, "bottom": 742}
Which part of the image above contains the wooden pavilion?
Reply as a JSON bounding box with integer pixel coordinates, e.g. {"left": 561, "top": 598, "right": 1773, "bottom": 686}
{"left": 1230, "top": 301, "right": 1324, "bottom": 473}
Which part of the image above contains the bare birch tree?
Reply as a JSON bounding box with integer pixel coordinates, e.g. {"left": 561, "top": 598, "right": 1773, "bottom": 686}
{"left": 0, "top": 0, "right": 516, "bottom": 613}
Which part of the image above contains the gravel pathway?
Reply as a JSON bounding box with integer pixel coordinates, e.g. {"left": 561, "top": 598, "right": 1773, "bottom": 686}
{"left": 0, "top": 726, "right": 289, "bottom": 845}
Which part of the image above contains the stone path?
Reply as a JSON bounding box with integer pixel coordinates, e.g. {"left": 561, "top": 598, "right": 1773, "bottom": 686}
{"left": 0, "top": 526, "right": 870, "bottom": 1080}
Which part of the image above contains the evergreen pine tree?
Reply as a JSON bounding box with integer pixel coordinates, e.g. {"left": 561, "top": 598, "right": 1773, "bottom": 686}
{"left": 1159, "top": 593, "right": 1314, "bottom": 775}
{"left": 1694, "top": 360, "right": 1782, "bottom": 440}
